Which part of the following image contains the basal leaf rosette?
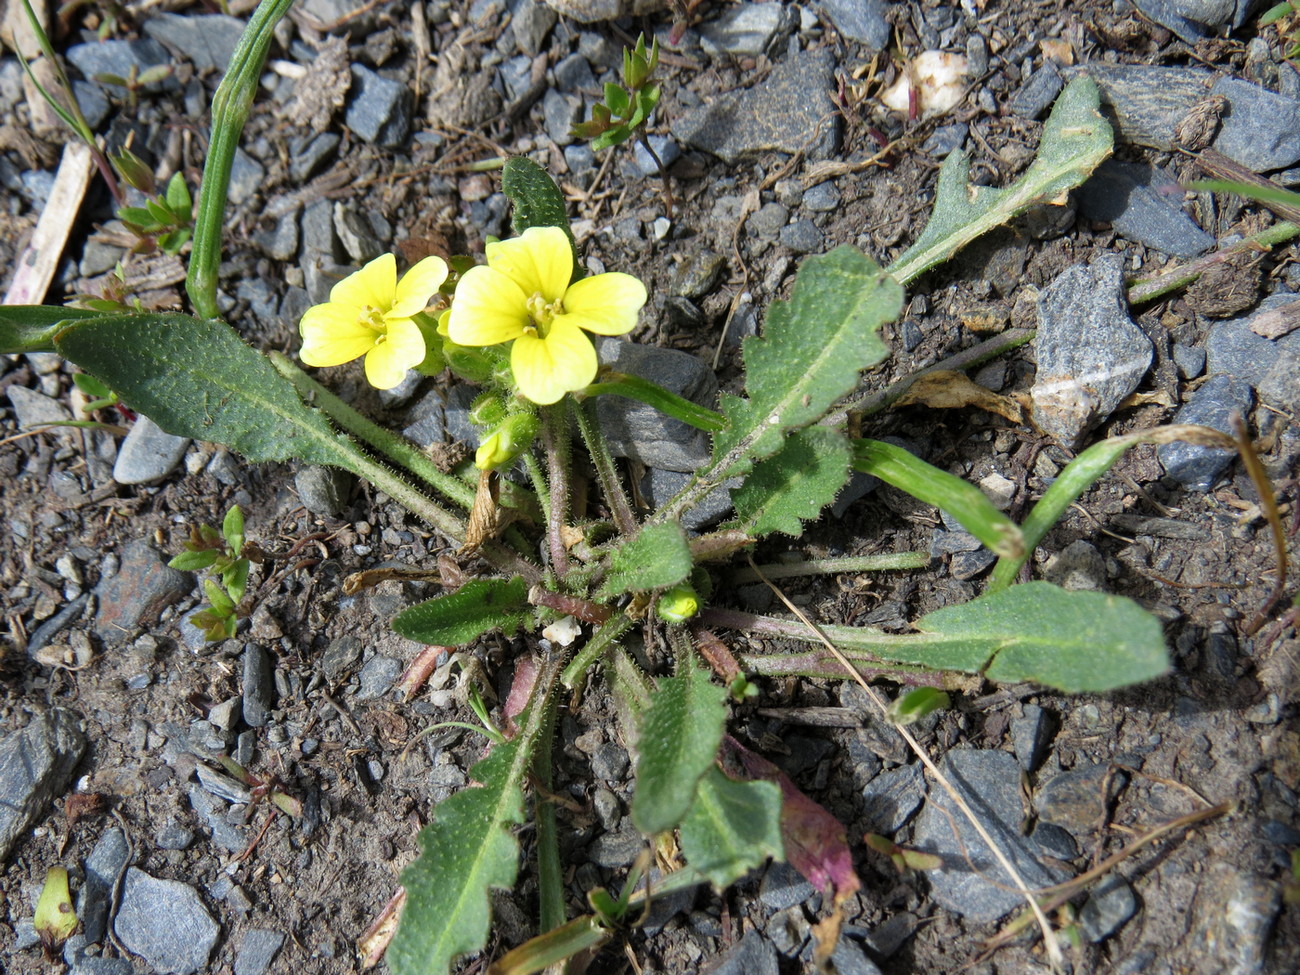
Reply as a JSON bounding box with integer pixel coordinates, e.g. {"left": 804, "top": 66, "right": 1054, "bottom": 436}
{"left": 299, "top": 253, "right": 448, "bottom": 389}
{"left": 447, "top": 226, "right": 647, "bottom": 405}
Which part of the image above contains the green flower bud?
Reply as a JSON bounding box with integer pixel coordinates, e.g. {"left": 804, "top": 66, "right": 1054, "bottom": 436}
{"left": 469, "top": 391, "right": 508, "bottom": 431}
{"left": 656, "top": 584, "right": 700, "bottom": 623}
{"left": 474, "top": 413, "right": 539, "bottom": 470}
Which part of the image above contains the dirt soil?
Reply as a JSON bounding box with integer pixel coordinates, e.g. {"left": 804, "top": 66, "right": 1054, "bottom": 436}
{"left": 1, "top": 1, "right": 1299, "bottom": 974}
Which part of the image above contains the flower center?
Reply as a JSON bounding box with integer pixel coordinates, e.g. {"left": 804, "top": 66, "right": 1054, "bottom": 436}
{"left": 362, "top": 304, "right": 388, "bottom": 340}
{"left": 524, "top": 293, "right": 564, "bottom": 338}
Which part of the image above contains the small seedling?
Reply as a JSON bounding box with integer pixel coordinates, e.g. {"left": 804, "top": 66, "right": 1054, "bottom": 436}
{"left": 572, "top": 34, "right": 673, "bottom": 216}
{"left": 169, "top": 505, "right": 251, "bottom": 641}
{"left": 865, "top": 833, "right": 944, "bottom": 875}
{"left": 115, "top": 168, "right": 194, "bottom": 255}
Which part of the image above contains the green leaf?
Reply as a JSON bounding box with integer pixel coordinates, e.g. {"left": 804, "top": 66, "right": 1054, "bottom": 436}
{"left": 679, "top": 766, "right": 783, "bottom": 887}
{"left": 204, "top": 578, "right": 234, "bottom": 616}
{"left": 746, "top": 582, "right": 1170, "bottom": 692}
{"left": 710, "top": 247, "right": 901, "bottom": 481}
{"left": 169, "top": 549, "right": 218, "bottom": 571}
{"left": 604, "top": 82, "right": 630, "bottom": 119}
{"left": 887, "top": 76, "right": 1113, "bottom": 286}
{"left": 0, "top": 306, "right": 101, "bottom": 354}
{"left": 598, "top": 522, "right": 693, "bottom": 599}
{"left": 631, "top": 659, "right": 727, "bottom": 834}
{"left": 853, "top": 438, "right": 1024, "bottom": 559}
{"left": 52, "top": 313, "right": 349, "bottom": 466}
{"left": 914, "top": 582, "right": 1169, "bottom": 691}
{"left": 389, "top": 662, "right": 557, "bottom": 975}
{"left": 501, "top": 156, "right": 581, "bottom": 280}
{"left": 222, "top": 504, "right": 245, "bottom": 554}
{"left": 165, "top": 170, "right": 192, "bottom": 213}
{"left": 731, "top": 426, "right": 851, "bottom": 538}
{"left": 392, "top": 577, "right": 530, "bottom": 646}
{"left": 591, "top": 124, "right": 633, "bottom": 151}
{"left": 221, "top": 559, "right": 249, "bottom": 604}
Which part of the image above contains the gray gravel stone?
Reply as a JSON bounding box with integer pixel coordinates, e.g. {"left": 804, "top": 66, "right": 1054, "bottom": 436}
{"left": 593, "top": 338, "right": 717, "bottom": 471}
{"left": 1011, "top": 61, "right": 1064, "bottom": 120}
{"left": 1257, "top": 346, "right": 1300, "bottom": 413}
{"left": 913, "top": 749, "right": 1061, "bottom": 922}
{"left": 65, "top": 39, "right": 176, "bottom": 93}
{"left": 1157, "top": 375, "right": 1254, "bottom": 491}
{"left": 114, "top": 416, "right": 191, "bottom": 485}
{"left": 1173, "top": 343, "right": 1206, "bottom": 379}
{"left": 553, "top": 52, "right": 595, "bottom": 93}
{"left": 698, "top": 2, "right": 796, "bottom": 58}
{"left": 115, "top": 867, "right": 220, "bottom": 975}
{"left": 830, "top": 939, "right": 884, "bottom": 975}
{"left": 633, "top": 134, "right": 680, "bottom": 176}
{"left": 356, "top": 654, "right": 402, "bottom": 699}
{"left": 950, "top": 548, "right": 997, "bottom": 580}
{"left": 638, "top": 468, "right": 737, "bottom": 530}
{"left": 346, "top": 65, "right": 411, "bottom": 147}
{"left": 1077, "top": 160, "right": 1214, "bottom": 257}
{"left": 861, "top": 763, "right": 926, "bottom": 833}
{"left": 589, "top": 821, "right": 642, "bottom": 866}
{"left": 1078, "top": 64, "right": 1210, "bottom": 150}
{"left": 1080, "top": 876, "right": 1138, "bottom": 943}
{"left": 759, "top": 860, "right": 816, "bottom": 911}
{"left": 1043, "top": 539, "right": 1107, "bottom": 591}
{"left": 94, "top": 539, "right": 193, "bottom": 644}
{"left": 156, "top": 821, "right": 195, "bottom": 850}
{"left": 816, "top": 0, "right": 890, "bottom": 49}
{"left": 747, "top": 202, "right": 788, "bottom": 238}
{"left": 711, "top": 929, "right": 780, "bottom": 975}
{"left": 1132, "top": 0, "right": 1235, "bottom": 41}
{"left": 79, "top": 827, "right": 130, "bottom": 943}
{"left": 234, "top": 928, "right": 286, "bottom": 975}
{"left": 802, "top": 181, "right": 841, "bottom": 212}
{"left": 1193, "top": 868, "right": 1280, "bottom": 975}
{"left": 321, "top": 635, "right": 364, "bottom": 681}
{"left": 70, "top": 958, "right": 135, "bottom": 975}
{"left": 921, "top": 122, "right": 967, "bottom": 157}
{"left": 7, "top": 384, "right": 72, "bottom": 428}
{"left": 779, "top": 219, "right": 824, "bottom": 254}
{"left": 1211, "top": 76, "right": 1300, "bottom": 172}
{"left": 242, "top": 644, "right": 276, "bottom": 727}
{"left": 73, "top": 79, "right": 111, "bottom": 129}
{"left": 1010, "top": 704, "right": 1051, "bottom": 772}
{"left": 295, "top": 465, "right": 354, "bottom": 518}
{"left": 1030, "top": 255, "right": 1153, "bottom": 447}
{"left": 188, "top": 784, "right": 247, "bottom": 852}
{"left": 511, "top": 0, "right": 557, "bottom": 53}
{"left": 674, "top": 49, "right": 839, "bottom": 164}
{"left": 289, "top": 133, "right": 341, "bottom": 182}
{"left": 542, "top": 88, "right": 581, "bottom": 145}
{"left": 143, "top": 13, "right": 245, "bottom": 73}
{"left": 1035, "top": 763, "right": 1118, "bottom": 838}
{"left": 227, "top": 148, "right": 264, "bottom": 206}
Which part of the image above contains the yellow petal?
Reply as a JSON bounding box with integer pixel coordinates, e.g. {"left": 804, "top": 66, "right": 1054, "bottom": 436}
{"left": 562, "top": 272, "right": 647, "bottom": 336}
{"left": 331, "top": 253, "right": 397, "bottom": 310}
{"left": 299, "top": 303, "right": 377, "bottom": 367}
{"left": 485, "top": 226, "right": 572, "bottom": 302}
{"left": 448, "top": 266, "right": 531, "bottom": 346}
{"left": 363, "top": 318, "right": 426, "bottom": 389}
{"left": 511, "top": 321, "right": 597, "bottom": 405}
{"left": 389, "top": 255, "right": 449, "bottom": 318}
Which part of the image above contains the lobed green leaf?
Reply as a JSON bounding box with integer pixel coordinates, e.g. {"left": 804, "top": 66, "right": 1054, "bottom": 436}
{"left": 731, "top": 426, "right": 852, "bottom": 538}
{"left": 501, "top": 156, "right": 581, "bottom": 280}
{"left": 887, "top": 76, "right": 1113, "bottom": 286}
{"left": 710, "top": 247, "right": 900, "bottom": 482}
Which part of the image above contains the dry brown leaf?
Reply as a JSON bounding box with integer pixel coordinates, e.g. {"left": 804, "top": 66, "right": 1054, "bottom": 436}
{"left": 893, "top": 370, "right": 1025, "bottom": 423}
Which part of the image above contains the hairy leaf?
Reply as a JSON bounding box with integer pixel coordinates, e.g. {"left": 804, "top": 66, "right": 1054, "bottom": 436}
{"left": 746, "top": 581, "right": 1169, "bottom": 692}
{"left": 392, "top": 577, "right": 530, "bottom": 646}
{"left": 53, "top": 313, "right": 348, "bottom": 465}
{"left": 388, "top": 661, "right": 558, "bottom": 975}
{"left": 598, "top": 522, "right": 693, "bottom": 598}
{"left": 679, "top": 766, "right": 783, "bottom": 888}
{"left": 887, "top": 77, "right": 1113, "bottom": 286}
{"left": 732, "top": 426, "right": 852, "bottom": 538}
{"left": 631, "top": 660, "right": 727, "bottom": 835}
{"left": 501, "top": 156, "right": 581, "bottom": 280}
{"left": 0, "top": 306, "right": 101, "bottom": 354}
{"left": 710, "top": 247, "right": 900, "bottom": 481}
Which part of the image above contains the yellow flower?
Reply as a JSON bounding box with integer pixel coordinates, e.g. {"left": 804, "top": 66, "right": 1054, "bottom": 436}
{"left": 447, "top": 226, "right": 647, "bottom": 405}
{"left": 299, "top": 253, "right": 448, "bottom": 389}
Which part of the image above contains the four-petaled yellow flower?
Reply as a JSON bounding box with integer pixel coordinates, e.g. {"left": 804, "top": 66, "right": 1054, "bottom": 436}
{"left": 299, "top": 253, "right": 448, "bottom": 390}
{"left": 447, "top": 226, "right": 647, "bottom": 405}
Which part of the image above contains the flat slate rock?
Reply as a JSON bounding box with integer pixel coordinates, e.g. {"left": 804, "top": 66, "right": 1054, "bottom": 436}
{"left": 79, "top": 827, "right": 131, "bottom": 944}
{"left": 0, "top": 709, "right": 86, "bottom": 861}
{"left": 913, "top": 749, "right": 1063, "bottom": 922}
{"left": 674, "top": 49, "right": 839, "bottom": 165}
{"left": 816, "top": 0, "right": 890, "bottom": 49}
{"left": 115, "top": 867, "right": 220, "bottom": 975}
{"left": 143, "top": 13, "right": 245, "bottom": 73}
{"left": 1078, "top": 64, "right": 1212, "bottom": 150}
{"left": 1030, "top": 255, "right": 1153, "bottom": 447}
{"left": 113, "top": 415, "right": 191, "bottom": 485}
{"left": 93, "top": 539, "right": 193, "bottom": 645}
{"left": 710, "top": 928, "right": 780, "bottom": 975}
{"left": 594, "top": 338, "right": 717, "bottom": 472}
{"left": 234, "top": 927, "right": 286, "bottom": 975}
{"left": 539, "top": 0, "right": 663, "bottom": 21}
{"left": 1078, "top": 160, "right": 1215, "bottom": 257}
